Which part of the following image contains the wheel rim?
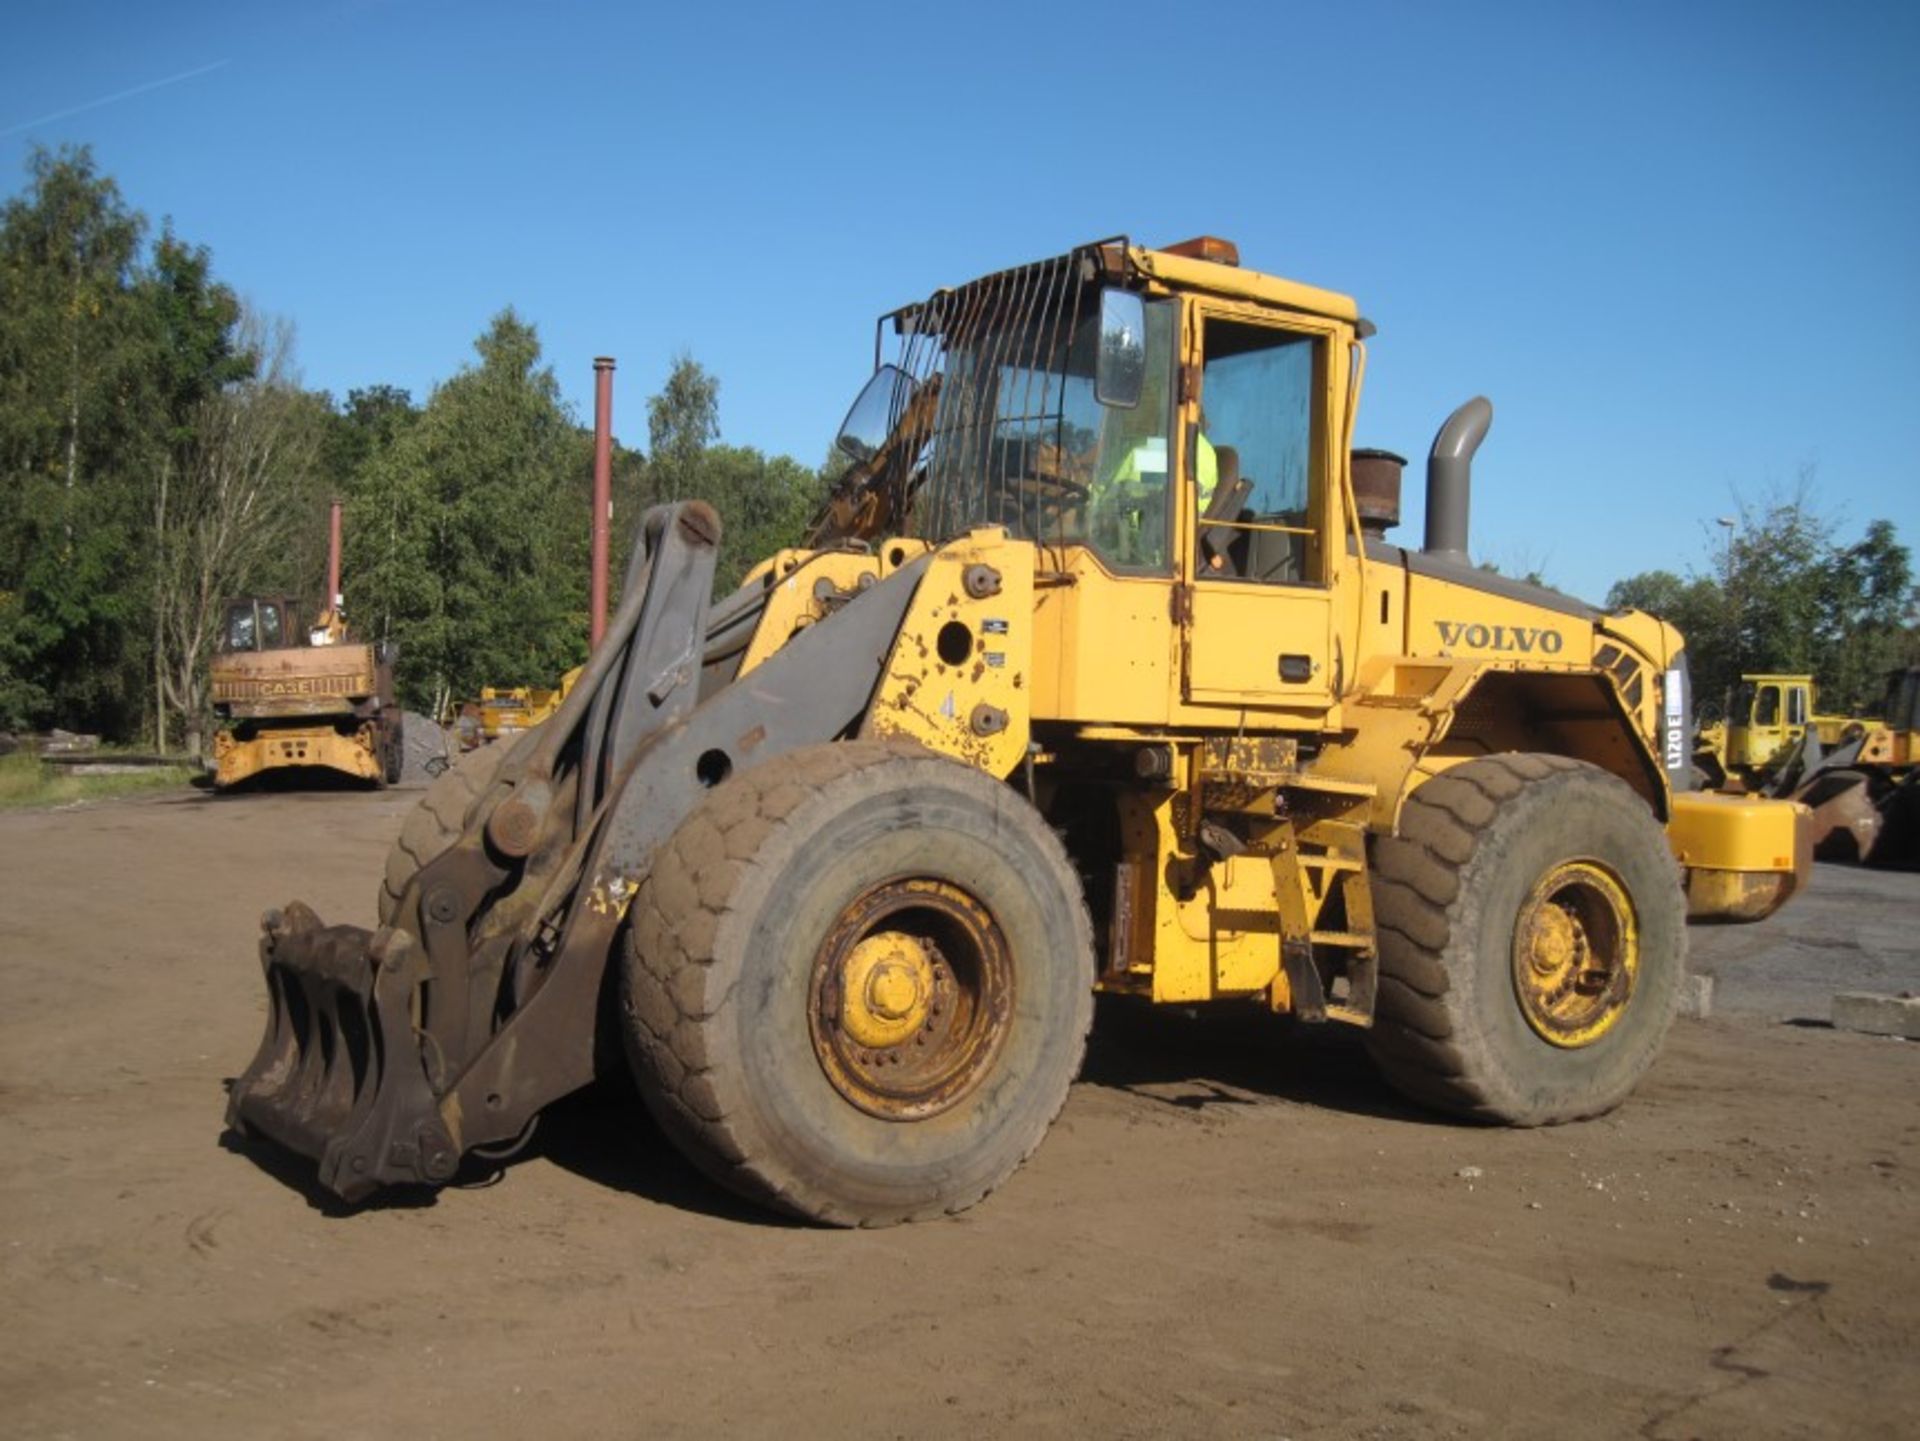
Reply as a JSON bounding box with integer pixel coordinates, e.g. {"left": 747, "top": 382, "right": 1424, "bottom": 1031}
{"left": 809, "top": 877, "right": 1015, "bottom": 1120}
{"left": 1511, "top": 860, "right": 1639, "bottom": 1049}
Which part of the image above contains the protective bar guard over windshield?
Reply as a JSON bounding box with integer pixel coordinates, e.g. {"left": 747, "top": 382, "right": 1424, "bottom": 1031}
{"left": 816, "top": 239, "right": 1178, "bottom": 571}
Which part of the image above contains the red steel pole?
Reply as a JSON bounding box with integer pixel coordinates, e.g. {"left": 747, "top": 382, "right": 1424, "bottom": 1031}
{"left": 327, "top": 498, "right": 343, "bottom": 610}
{"left": 591, "top": 357, "right": 615, "bottom": 650}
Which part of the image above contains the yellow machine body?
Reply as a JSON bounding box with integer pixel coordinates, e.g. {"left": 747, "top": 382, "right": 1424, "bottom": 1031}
{"left": 463, "top": 666, "right": 584, "bottom": 749}
{"left": 211, "top": 718, "right": 386, "bottom": 787}
{"left": 208, "top": 596, "right": 399, "bottom": 789}
{"left": 706, "top": 239, "right": 1806, "bottom": 1015}
{"left": 1702, "top": 669, "right": 1917, "bottom": 788}
{"left": 1716, "top": 673, "right": 1845, "bottom": 777}
{"left": 226, "top": 237, "right": 1822, "bottom": 1221}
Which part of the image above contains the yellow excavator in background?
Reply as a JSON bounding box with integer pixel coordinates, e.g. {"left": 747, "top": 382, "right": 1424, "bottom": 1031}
{"left": 209, "top": 501, "right": 402, "bottom": 789}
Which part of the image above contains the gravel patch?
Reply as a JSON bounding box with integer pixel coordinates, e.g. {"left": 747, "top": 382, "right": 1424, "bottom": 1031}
{"left": 398, "top": 709, "right": 456, "bottom": 784}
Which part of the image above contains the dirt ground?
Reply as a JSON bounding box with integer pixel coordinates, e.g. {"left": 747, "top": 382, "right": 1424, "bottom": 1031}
{"left": 2, "top": 785, "right": 1917, "bottom": 1440}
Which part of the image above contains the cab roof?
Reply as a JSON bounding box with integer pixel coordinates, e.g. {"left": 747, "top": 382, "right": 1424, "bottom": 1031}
{"left": 1127, "top": 239, "right": 1361, "bottom": 326}
{"left": 887, "top": 236, "right": 1364, "bottom": 337}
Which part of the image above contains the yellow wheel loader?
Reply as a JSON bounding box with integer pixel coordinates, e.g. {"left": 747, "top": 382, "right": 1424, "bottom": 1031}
{"left": 1775, "top": 666, "right": 1920, "bottom": 867}
{"left": 227, "top": 237, "right": 1809, "bottom": 1224}
{"left": 1694, "top": 672, "right": 1858, "bottom": 792}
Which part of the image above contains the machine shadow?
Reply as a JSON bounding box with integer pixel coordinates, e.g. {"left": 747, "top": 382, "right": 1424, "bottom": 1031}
{"left": 217, "top": 1123, "right": 440, "bottom": 1218}
{"left": 220, "top": 1009, "right": 1442, "bottom": 1222}
{"left": 487, "top": 1080, "right": 803, "bottom": 1228}
{"left": 220, "top": 1076, "right": 797, "bottom": 1226}
{"left": 1078, "top": 994, "right": 1447, "bottom": 1126}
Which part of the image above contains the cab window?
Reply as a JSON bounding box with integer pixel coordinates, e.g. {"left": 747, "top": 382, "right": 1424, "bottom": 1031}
{"left": 259, "top": 602, "right": 284, "bottom": 649}
{"left": 1755, "top": 686, "right": 1780, "bottom": 726}
{"left": 224, "top": 603, "right": 257, "bottom": 653}
{"left": 1786, "top": 687, "right": 1807, "bottom": 725}
{"left": 1195, "top": 319, "right": 1321, "bottom": 584}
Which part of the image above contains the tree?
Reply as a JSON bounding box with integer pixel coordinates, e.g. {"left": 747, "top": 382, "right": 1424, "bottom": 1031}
{"left": 142, "top": 227, "right": 256, "bottom": 750}
{"left": 637, "top": 355, "right": 827, "bottom": 592}
{"left": 644, "top": 352, "right": 719, "bottom": 503}
{"left": 0, "top": 145, "right": 157, "bottom": 734}
{"left": 698, "top": 445, "right": 826, "bottom": 592}
{"left": 1820, "top": 518, "right": 1916, "bottom": 713}
{"left": 345, "top": 310, "right": 591, "bottom": 710}
{"left": 151, "top": 310, "right": 327, "bottom": 754}
{"left": 1608, "top": 483, "right": 1917, "bottom": 718}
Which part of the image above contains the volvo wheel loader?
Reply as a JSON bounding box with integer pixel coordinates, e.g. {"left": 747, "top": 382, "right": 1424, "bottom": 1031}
{"left": 227, "top": 237, "right": 1810, "bottom": 1225}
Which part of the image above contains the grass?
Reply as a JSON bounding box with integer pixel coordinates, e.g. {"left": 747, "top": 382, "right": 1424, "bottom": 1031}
{"left": 0, "top": 750, "right": 195, "bottom": 811}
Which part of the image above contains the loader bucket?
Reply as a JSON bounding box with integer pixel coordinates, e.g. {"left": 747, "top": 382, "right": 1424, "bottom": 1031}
{"left": 1795, "top": 768, "right": 1883, "bottom": 864}
{"left": 226, "top": 903, "right": 452, "bottom": 1201}
{"left": 223, "top": 500, "right": 932, "bottom": 1204}
{"left": 1871, "top": 772, "right": 1920, "bottom": 871}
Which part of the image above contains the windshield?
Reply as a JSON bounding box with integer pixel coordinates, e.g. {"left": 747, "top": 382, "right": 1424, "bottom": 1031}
{"left": 842, "top": 249, "right": 1177, "bottom": 571}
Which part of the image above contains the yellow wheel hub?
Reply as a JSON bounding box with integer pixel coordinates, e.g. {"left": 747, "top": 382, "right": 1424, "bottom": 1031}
{"left": 809, "top": 878, "right": 1015, "bottom": 1122}
{"left": 1512, "top": 861, "right": 1639, "bottom": 1049}
{"left": 839, "top": 931, "right": 936, "bottom": 1049}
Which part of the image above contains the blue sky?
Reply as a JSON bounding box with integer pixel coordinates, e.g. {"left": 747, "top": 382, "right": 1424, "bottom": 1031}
{"left": 4, "top": 0, "right": 1916, "bottom": 602}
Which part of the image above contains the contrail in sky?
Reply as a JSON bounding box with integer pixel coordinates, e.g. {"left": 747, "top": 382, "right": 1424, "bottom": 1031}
{"left": 0, "top": 60, "right": 231, "bottom": 139}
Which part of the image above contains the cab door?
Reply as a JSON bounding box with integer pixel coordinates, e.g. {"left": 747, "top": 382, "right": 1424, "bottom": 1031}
{"left": 1182, "top": 305, "right": 1340, "bottom": 710}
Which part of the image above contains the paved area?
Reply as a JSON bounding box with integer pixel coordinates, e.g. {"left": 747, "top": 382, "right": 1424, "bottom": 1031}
{"left": 1691, "top": 863, "right": 1920, "bottom": 1022}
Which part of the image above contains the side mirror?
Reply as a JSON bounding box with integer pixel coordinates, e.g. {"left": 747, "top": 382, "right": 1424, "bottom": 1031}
{"left": 1095, "top": 289, "right": 1145, "bottom": 409}
{"left": 834, "top": 365, "right": 913, "bottom": 464}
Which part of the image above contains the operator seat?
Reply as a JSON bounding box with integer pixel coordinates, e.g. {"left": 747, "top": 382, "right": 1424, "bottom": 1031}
{"left": 1198, "top": 445, "right": 1250, "bottom": 575}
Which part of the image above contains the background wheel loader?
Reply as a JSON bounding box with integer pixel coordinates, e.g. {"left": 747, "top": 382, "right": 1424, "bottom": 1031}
{"left": 227, "top": 237, "right": 1810, "bottom": 1224}
{"left": 1694, "top": 667, "right": 1919, "bottom": 866}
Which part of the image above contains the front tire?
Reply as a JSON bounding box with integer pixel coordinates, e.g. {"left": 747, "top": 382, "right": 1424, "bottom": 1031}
{"left": 1366, "top": 754, "right": 1686, "bottom": 1125}
{"left": 376, "top": 736, "right": 515, "bottom": 927}
{"left": 622, "top": 741, "right": 1095, "bottom": 1226}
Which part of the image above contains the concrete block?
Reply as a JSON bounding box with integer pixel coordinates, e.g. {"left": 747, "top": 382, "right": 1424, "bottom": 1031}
{"left": 1676, "top": 973, "right": 1714, "bottom": 1020}
{"left": 1831, "top": 991, "right": 1920, "bottom": 1040}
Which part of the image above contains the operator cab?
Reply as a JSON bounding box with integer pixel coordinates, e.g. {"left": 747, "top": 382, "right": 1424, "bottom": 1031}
{"left": 219, "top": 597, "right": 301, "bottom": 654}
{"left": 1725, "top": 675, "right": 1813, "bottom": 770}
{"left": 825, "top": 236, "right": 1343, "bottom": 593}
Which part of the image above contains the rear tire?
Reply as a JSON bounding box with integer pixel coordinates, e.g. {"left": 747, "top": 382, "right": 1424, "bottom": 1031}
{"left": 1366, "top": 754, "right": 1685, "bottom": 1125}
{"left": 381, "top": 714, "right": 405, "bottom": 786}
{"left": 622, "top": 741, "right": 1094, "bottom": 1226}
{"left": 376, "top": 737, "right": 515, "bottom": 927}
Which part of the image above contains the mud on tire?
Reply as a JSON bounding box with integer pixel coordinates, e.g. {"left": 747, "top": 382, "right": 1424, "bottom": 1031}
{"left": 621, "top": 740, "right": 1095, "bottom": 1227}
{"left": 1366, "top": 753, "right": 1686, "bottom": 1125}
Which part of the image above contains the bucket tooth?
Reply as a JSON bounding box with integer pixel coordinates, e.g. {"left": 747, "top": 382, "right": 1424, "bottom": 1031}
{"left": 227, "top": 902, "right": 453, "bottom": 1202}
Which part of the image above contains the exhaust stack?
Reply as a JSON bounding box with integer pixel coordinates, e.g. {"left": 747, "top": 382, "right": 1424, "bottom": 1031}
{"left": 591, "top": 357, "right": 615, "bottom": 651}
{"left": 326, "top": 498, "right": 343, "bottom": 609}
{"left": 1423, "top": 397, "right": 1492, "bottom": 562}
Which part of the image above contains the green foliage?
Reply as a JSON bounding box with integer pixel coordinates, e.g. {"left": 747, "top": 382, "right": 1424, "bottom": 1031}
{"left": 0, "top": 148, "right": 842, "bottom": 741}
{"left": 645, "top": 351, "right": 720, "bottom": 502}
{"left": 0, "top": 749, "right": 190, "bottom": 810}
{"left": 636, "top": 355, "right": 826, "bottom": 593}
{"left": 1821, "top": 518, "right": 1917, "bottom": 714}
{"left": 698, "top": 445, "right": 826, "bottom": 592}
{"left": 1607, "top": 487, "right": 1917, "bottom": 717}
{"left": 344, "top": 310, "right": 592, "bottom": 708}
{"left": 0, "top": 145, "right": 157, "bottom": 734}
